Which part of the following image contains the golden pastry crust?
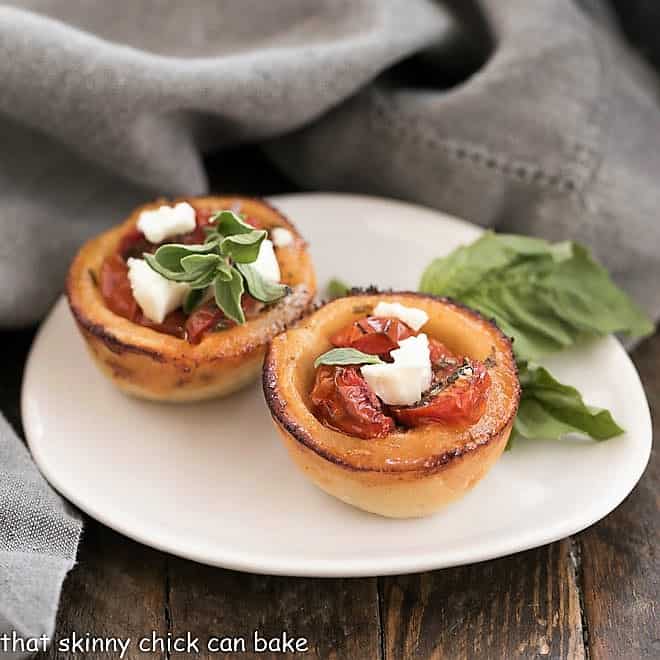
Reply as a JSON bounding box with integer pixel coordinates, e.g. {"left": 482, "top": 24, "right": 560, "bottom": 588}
{"left": 263, "top": 292, "right": 520, "bottom": 517}
{"left": 67, "top": 196, "right": 316, "bottom": 401}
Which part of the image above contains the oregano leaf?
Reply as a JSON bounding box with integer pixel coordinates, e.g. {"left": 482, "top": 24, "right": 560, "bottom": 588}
{"left": 213, "top": 268, "right": 245, "bottom": 324}
{"left": 211, "top": 210, "right": 254, "bottom": 236}
{"left": 220, "top": 230, "right": 267, "bottom": 263}
{"left": 180, "top": 253, "right": 222, "bottom": 273}
{"left": 183, "top": 288, "right": 206, "bottom": 314}
{"left": 236, "top": 263, "right": 289, "bottom": 303}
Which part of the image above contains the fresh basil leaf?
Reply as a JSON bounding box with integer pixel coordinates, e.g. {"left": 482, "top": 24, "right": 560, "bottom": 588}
{"left": 180, "top": 253, "right": 222, "bottom": 273}
{"left": 510, "top": 362, "right": 624, "bottom": 445}
{"left": 212, "top": 210, "right": 254, "bottom": 236}
{"left": 213, "top": 268, "right": 245, "bottom": 324}
{"left": 220, "top": 229, "right": 267, "bottom": 263}
{"left": 314, "top": 348, "right": 384, "bottom": 369}
{"left": 183, "top": 288, "right": 206, "bottom": 314}
{"left": 419, "top": 232, "right": 653, "bottom": 361}
{"left": 236, "top": 263, "right": 289, "bottom": 303}
{"left": 327, "top": 278, "right": 350, "bottom": 299}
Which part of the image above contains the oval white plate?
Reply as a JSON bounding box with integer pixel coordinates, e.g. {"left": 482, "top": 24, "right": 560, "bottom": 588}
{"left": 23, "top": 193, "right": 652, "bottom": 577}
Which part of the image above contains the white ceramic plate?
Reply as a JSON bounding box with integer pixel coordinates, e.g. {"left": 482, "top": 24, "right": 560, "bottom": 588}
{"left": 22, "top": 193, "right": 652, "bottom": 577}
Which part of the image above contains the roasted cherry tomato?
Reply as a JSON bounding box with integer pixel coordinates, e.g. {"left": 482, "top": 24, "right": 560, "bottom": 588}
{"left": 100, "top": 254, "right": 138, "bottom": 320}
{"left": 428, "top": 338, "right": 464, "bottom": 384}
{"left": 390, "top": 360, "right": 491, "bottom": 428}
{"left": 428, "top": 338, "right": 454, "bottom": 365}
{"left": 178, "top": 207, "right": 214, "bottom": 245}
{"left": 331, "top": 316, "right": 416, "bottom": 358}
{"left": 311, "top": 365, "right": 395, "bottom": 439}
{"left": 185, "top": 295, "right": 263, "bottom": 344}
{"left": 185, "top": 302, "right": 226, "bottom": 344}
{"left": 100, "top": 255, "right": 186, "bottom": 338}
{"left": 194, "top": 208, "right": 216, "bottom": 226}
{"left": 117, "top": 229, "right": 152, "bottom": 260}
{"left": 139, "top": 309, "right": 187, "bottom": 339}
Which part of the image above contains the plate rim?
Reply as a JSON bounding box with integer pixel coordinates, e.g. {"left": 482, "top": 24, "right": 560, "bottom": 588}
{"left": 22, "top": 192, "right": 653, "bottom": 577}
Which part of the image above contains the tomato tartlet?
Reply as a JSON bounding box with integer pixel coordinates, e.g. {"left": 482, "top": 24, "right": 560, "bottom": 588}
{"left": 263, "top": 292, "right": 520, "bottom": 518}
{"left": 67, "top": 196, "right": 316, "bottom": 401}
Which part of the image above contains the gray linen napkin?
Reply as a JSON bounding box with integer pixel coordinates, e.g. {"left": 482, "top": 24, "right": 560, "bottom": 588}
{"left": 0, "top": 416, "right": 81, "bottom": 654}
{"left": 1, "top": 0, "right": 659, "bottom": 643}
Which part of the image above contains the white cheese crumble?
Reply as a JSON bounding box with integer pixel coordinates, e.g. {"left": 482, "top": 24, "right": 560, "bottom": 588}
{"left": 270, "top": 227, "right": 294, "bottom": 248}
{"left": 361, "top": 334, "right": 432, "bottom": 406}
{"left": 372, "top": 301, "right": 428, "bottom": 331}
{"left": 251, "top": 239, "right": 281, "bottom": 282}
{"left": 126, "top": 258, "right": 190, "bottom": 324}
{"left": 136, "top": 202, "right": 196, "bottom": 244}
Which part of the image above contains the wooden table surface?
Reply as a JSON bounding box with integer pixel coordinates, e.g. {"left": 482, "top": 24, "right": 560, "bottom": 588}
{"left": 3, "top": 151, "right": 658, "bottom": 659}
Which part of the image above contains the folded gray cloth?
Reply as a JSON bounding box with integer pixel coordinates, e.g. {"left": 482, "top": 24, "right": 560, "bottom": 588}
{"left": 1, "top": 0, "right": 659, "bottom": 643}
{"left": 0, "top": 416, "right": 81, "bottom": 656}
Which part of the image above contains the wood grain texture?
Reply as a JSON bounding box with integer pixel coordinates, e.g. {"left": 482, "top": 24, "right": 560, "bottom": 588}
{"left": 577, "top": 333, "right": 660, "bottom": 660}
{"left": 380, "top": 540, "right": 585, "bottom": 660}
{"left": 35, "top": 522, "right": 168, "bottom": 660}
{"left": 167, "top": 558, "right": 381, "bottom": 660}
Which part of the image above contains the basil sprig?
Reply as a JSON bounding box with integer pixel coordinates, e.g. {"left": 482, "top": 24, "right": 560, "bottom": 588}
{"left": 511, "top": 361, "right": 624, "bottom": 445}
{"left": 314, "top": 348, "right": 383, "bottom": 369}
{"left": 143, "top": 209, "right": 288, "bottom": 322}
{"left": 417, "top": 232, "right": 654, "bottom": 446}
{"left": 420, "top": 232, "right": 653, "bottom": 361}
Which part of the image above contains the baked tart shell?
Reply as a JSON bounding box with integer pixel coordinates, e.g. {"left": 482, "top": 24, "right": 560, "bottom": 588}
{"left": 263, "top": 292, "right": 520, "bottom": 518}
{"left": 67, "top": 196, "right": 316, "bottom": 402}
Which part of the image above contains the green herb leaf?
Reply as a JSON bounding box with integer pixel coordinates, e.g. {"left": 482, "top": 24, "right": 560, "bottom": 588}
{"left": 211, "top": 210, "right": 254, "bottom": 236}
{"left": 215, "top": 261, "right": 234, "bottom": 282}
{"left": 510, "top": 362, "right": 624, "bottom": 445}
{"left": 187, "top": 269, "right": 220, "bottom": 290}
{"left": 183, "top": 288, "right": 206, "bottom": 314}
{"left": 314, "top": 348, "right": 384, "bottom": 369}
{"left": 143, "top": 253, "right": 207, "bottom": 282}
{"left": 419, "top": 232, "right": 653, "bottom": 361}
{"left": 152, "top": 241, "right": 220, "bottom": 270}
{"left": 327, "top": 278, "right": 351, "bottom": 299}
{"left": 213, "top": 268, "right": 245, "bottom": 325}
{"left": 220, "top": 229, "right": 267, "bottom": 263}
{"left": 236, "top": 263, "right": 289, "bottom": 303}
{"left": 180, "top": 253, "right": 222, "bottom": 273}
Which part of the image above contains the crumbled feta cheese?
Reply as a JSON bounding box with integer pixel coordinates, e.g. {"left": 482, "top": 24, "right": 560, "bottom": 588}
{"left": 270, "top": 227, "right": 294, "bottom": 248}
{"left": 126, "top": 258, "right": 190, "bottom": 324}
{"left": 361, "top": 334, "right": 432, "bottom": 405}
{"left": 251, "top": 239, "right": 281, "bottom": 282}
{"left": 136, "top": 202, "right": 196, "bottom": 244}
{"left": 372, "top": 301, "right": 428, "bottom": 331}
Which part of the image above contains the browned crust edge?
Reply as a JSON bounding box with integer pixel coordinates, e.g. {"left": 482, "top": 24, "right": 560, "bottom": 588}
{"left": 262, "top": 290, "right": 521, "bottom": 476}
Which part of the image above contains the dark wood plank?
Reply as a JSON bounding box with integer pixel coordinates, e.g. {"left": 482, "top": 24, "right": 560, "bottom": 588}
{"left": 0, "top": 326, "right": 36, "bottom": 438}
{"left": 167, "top": 558, "right": 381, "bottom": 659}
{"left": 381, "top": 540, "right": 585, "bottom": 659}
{"left": 577, "top": 333, "right": 660, "bottom": 660}
{"left": 36, "top": 521, "right": 168, "bottom": 660}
